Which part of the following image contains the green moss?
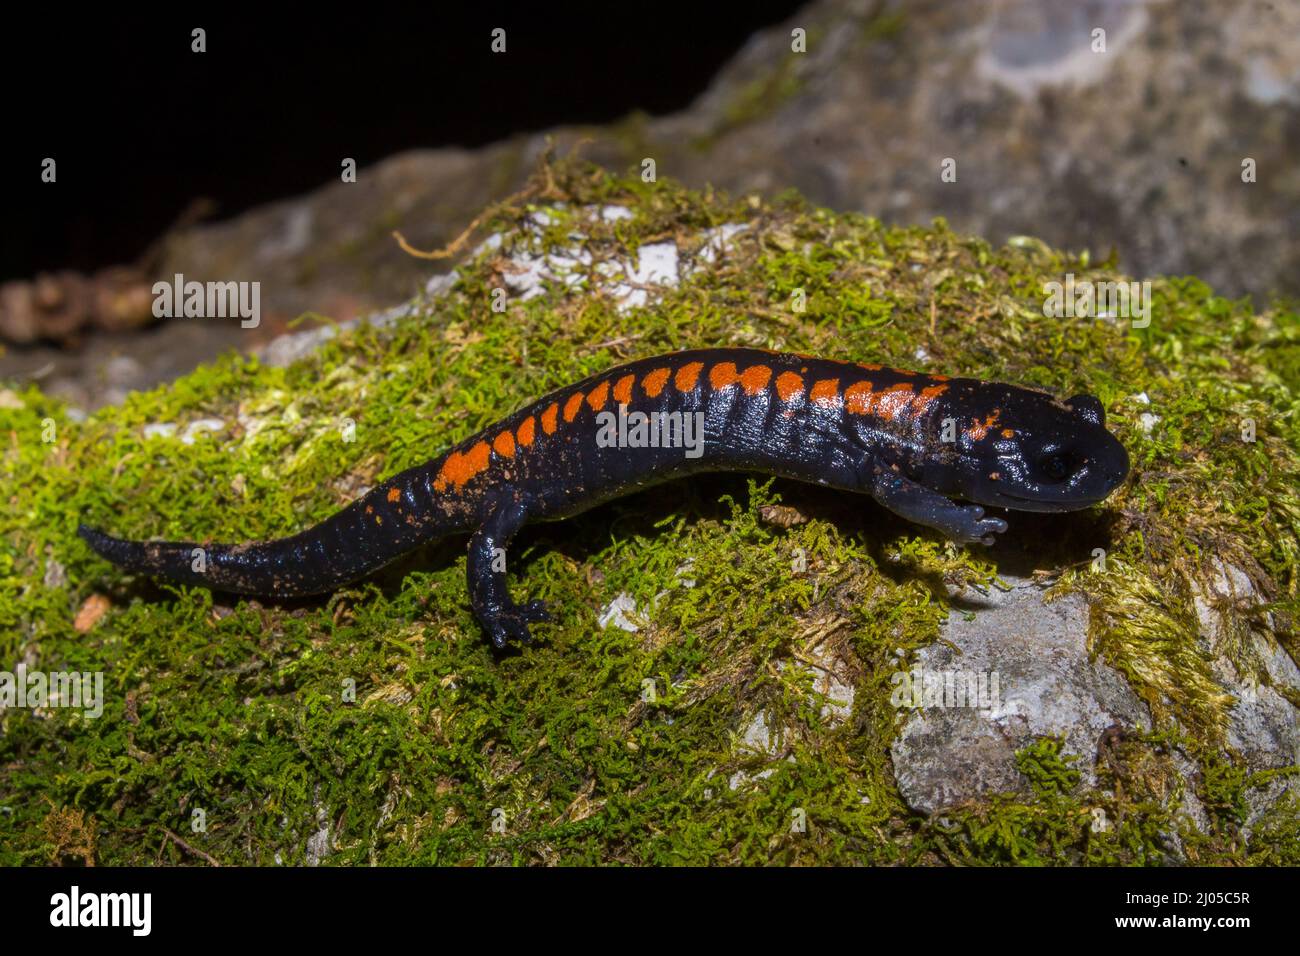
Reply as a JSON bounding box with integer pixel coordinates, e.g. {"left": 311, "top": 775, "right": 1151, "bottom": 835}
{"left": 1, "top": 159, "right": 1297, "bottom": 865}
{"left": 1016, "top": 737, "right": 1082, "bottom": 799}
{"left": 1054, "top": 563, "right": 1235, "bottom": 743}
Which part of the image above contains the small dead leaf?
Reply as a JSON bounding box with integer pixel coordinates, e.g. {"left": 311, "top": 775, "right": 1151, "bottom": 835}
{"left": 759, "top": 504, "right": 809, "bottom": 528}
{"left": 74, "top": 593, "right": 111, "bottom": 632}
{"left": 364, "top": 682, "right": 413, "bottom": 707}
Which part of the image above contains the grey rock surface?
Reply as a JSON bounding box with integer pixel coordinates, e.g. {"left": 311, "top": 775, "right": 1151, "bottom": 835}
{"left": 1193, "top": 560, "right": 1300, "bottom": 832}
{"left": 891, "top": 562, "right": 1300, "bottom": 829}
{"left": 6, "top": 0, "right": 1296, "bottom": 407}
{"left": 149, "top": 0, "right": 1300, "bottom": 310}
{"left": 891, "top": 576, "right": 1151, "bottom": 814}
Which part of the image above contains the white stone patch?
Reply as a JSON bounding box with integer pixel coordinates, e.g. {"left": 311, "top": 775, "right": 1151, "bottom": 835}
{"left": 255, "top": 302, "right": 412, "bottom": 369}
{"left": 729, "top": 711, "right": 781, "bottom": 790}
{"left": 43, "top": 557, "right": 67, "bottom": 589}
{"left": 782, "top": 646, "right": 855, "bottom": 725}
{"left": 305, "top": 787, "right": 331, "bottom": 867}
{"left": 254, "top": 205, "right": 749, "bottom": 371}
{"left": 597, "top": 592, "right": 641, "bottom": 633}
{"left": 605, "top": 242, "right": 679, "bottom": 310}
{"left": 499, "top": 248, "right": 589, "bottom": 302}
{"left": 424, "top": 269, "right": 460, "bottom": 298}
{"left": 181, "top": 418, "right": 225, "bottom": 444}
{"left": 305, "top": 823, "right": 330, "bottom": 867}
{"left": 740, "top": 711, "right": 772, "bottom": 752}
{"left": 142, "top": 423, "right": 178, "bottom": 440}
{"left": 693, "top": 223, "right": 750, "bottom": 266}
{"left": 1131, "top": 392, "right": 1160, "bottom": 433}
{"left": 486, "top": 207, "right": 748, "bottom": 313}
{"left": 475, "top": 232, "right": 504, "bottom": 254}
{"left": 811, "top": 662, "right": 855, "bottom": 723}
{"left": 728, "top": 767, "right": 777, "bottom": 791}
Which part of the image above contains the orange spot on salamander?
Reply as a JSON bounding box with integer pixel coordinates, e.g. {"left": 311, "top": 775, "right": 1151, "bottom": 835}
{"left": 468, "top": 440, "right": 491, "bottom": 471}
{"left": 911, "top": 383, "right": 949, "bottom": 414}
{"left": 386, "top": 487, "right": 401, "bottom": 504}
{"left": 967, "top": 408, "right": 1002, "bottom": 440}
{"left": 739, "top": 365, "right": 772, "bottom": 394}
{"left": 587, "top": 380, "right": 610, "bottom": 412}
{"left": 517, "top": 416, "right": 536, "bottom": 446}
{"left": 674, "top": 361, "right": 704, "bottom": 392}
{"left": 709, "top": 362, "right": 740, "bottom": 389}
{"left": 844, "top": 381, "right": 876, "bottom": 415}
{"left": 809, "top": 378, "right": 840, "bottom": 406}
{"left": 541, "top": 403, "right": 559, "bottom": 435}
{"left": 563, "top": 392, "right": 585, "bottom": 422}
{"left": 642, "top": 368, "right": 671, "bottom": 398}
{"left": 775, "top": 371, "right": 804, "bottom": 402}
{"left": 434, "top": 440, "right": 492, "bottom": 492}
{"left": 874, "top": 383, "right": 917, "bottom": 421}
{"left": 494, "top": 430, "right": 516, "bottom": 458}
{"left": 612, "top": 374, "right": 635, "bottom": 405}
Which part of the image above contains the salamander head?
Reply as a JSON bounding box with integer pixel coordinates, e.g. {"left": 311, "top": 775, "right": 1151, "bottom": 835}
{"left": 935, "top": 386, "right": 1130, "bottom": 513}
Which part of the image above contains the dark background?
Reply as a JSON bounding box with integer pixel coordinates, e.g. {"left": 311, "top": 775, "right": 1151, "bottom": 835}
{"left": 4, "top": 4, "right": 801, "bottom": 281}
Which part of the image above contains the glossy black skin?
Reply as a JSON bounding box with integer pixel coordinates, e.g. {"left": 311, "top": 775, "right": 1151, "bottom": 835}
{"left": 80, "top": 348, "right": 1130, "bottom": 648}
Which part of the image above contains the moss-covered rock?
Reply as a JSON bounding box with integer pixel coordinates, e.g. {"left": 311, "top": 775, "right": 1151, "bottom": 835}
{"left": 1, "top": 160, "right": 1297, "bottom": 865}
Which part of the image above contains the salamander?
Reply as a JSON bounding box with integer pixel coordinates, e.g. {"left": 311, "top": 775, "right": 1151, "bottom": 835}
{"left": 79, "top": 347, "right": 1130, "bottom": 648}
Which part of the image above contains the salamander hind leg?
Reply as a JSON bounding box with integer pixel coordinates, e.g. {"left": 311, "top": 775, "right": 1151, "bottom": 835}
{"left": 870, "top": 469, "right": 1008, "bottom": 545}
{"left": 466, "top": 496, "right": 551, "bottom": 649}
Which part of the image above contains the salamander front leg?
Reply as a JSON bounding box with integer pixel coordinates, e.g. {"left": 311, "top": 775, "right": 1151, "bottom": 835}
{"left": 466, "top": 498, "right": 550, "bottom": 649}
{"left": 869, "top": 469, "right": 1008, "bottom": 545}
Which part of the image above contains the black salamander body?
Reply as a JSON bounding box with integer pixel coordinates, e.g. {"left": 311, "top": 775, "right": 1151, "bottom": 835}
{"left": 80, "top": 348, "right": 1130, "bottom": 647}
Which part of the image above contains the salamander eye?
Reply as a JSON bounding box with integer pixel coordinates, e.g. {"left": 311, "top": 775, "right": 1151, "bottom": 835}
{"left": 1040, "top": 454, "right": 1070, "bottom": 481}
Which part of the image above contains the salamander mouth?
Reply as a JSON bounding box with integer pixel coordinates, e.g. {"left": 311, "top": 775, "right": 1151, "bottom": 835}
{"left": 991, "top": 489, "right": 1111, "bottom": 511}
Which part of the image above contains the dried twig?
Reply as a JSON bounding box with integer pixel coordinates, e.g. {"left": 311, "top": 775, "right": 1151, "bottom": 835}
{"left": 391, "top": 140, "right": 571, "bottom": 261}
{"left": 162, "top": 827, "right": 222, "bottom": 866}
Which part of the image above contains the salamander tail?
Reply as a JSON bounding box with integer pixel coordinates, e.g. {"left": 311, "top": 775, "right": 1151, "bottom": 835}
{"left": 78, "top": 525, "right": 189, "bottom": 579}
{"left": 77, "top": 523, "right": 344, "bottom": 598}
{"left": 78, "top": 466, "right": 453, "bottom": 598}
